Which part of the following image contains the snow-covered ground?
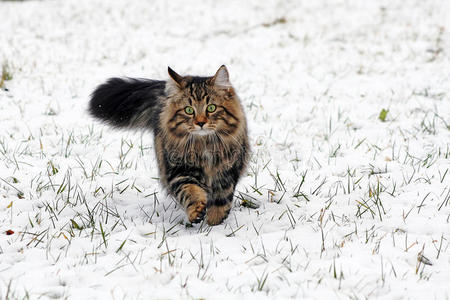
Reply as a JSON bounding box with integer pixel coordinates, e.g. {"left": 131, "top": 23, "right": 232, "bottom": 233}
{"left": 1, "top": 0, "right": 450, "bottom": 299}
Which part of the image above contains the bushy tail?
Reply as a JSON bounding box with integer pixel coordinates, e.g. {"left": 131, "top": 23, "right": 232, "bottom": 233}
{"left": 88, "top": 77, "right": 166, "bottom": 129}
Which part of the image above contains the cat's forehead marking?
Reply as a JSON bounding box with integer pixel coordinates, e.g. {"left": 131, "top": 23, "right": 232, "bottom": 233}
{"left": 187, "top": 82, "right": 208, "bottom": 102}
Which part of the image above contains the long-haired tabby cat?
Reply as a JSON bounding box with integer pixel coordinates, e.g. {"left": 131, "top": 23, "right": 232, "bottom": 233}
{"left": 89, "top": 66, "right": 249, "bottom": 225}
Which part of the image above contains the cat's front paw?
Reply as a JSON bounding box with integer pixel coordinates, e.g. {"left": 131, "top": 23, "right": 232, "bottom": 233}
{"left": 186, "top": 200, "right": 206, "bottom": 223}
{"left": 183, "top": 185, "right": 207, "bottom": 223}
{"left": 206, "top": 203, "right": 232, "bottom": 226}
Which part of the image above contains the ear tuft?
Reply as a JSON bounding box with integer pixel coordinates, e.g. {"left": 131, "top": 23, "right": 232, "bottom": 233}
{"left": 168, "top": 67, "right": 185, "bottom": 88}
{"left": 212, "top": 65, "right": 231, "bottom": 88}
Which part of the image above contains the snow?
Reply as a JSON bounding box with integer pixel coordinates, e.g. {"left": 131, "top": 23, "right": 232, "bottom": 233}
{"left": 0, "top": 0, "right": 450, "bottom": 299}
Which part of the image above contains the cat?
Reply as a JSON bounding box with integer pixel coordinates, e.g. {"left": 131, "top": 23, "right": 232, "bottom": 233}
{"left": 89, "top": 66, "right": 249, "bottom": 225}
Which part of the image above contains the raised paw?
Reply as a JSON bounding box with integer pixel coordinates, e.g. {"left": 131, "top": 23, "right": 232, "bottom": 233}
{"left": 182, "top": 184, "right": 207, "bottom": 224}
{"left": 206, "top": 203, "right": 232, "bottom": 226}
{"left": 186, "top": 200, "right": 206, "bottom": 223}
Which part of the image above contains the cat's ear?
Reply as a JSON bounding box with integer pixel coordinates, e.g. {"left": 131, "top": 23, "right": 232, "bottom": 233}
{"left": 211, "top": 65, "right": 231, "bottom": 88}
{"left": 168, "top": 67, "right": 186, "bottom": 88}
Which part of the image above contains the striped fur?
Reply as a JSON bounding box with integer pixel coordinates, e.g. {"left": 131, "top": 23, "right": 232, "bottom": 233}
{"left": 89, "top": 66, "right": 249, "bottom": 225}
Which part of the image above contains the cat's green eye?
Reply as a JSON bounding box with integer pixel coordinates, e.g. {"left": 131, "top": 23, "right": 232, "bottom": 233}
{"left": 206, "top": 104, "right": 216, "bottom": 113}
{"left": 185, "top": 106, "right": 194, "bottom": 115}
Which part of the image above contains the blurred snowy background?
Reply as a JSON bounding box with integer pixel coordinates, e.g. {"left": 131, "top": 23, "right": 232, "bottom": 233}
{"left": 0, "top": 0, "right": 449, "bottom": 299}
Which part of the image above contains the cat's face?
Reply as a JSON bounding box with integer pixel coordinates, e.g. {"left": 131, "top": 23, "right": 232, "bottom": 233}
{"left": 163, "top": 66, "right": 243, "bottom": 138}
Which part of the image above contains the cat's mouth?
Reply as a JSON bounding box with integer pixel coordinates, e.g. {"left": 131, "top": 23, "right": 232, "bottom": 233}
{"left": 191, "top": 128, "right": 214, "bottom": 136}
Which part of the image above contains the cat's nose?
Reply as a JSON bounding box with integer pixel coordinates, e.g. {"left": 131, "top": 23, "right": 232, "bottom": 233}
{"left": 196, "top": 121, "right": 205, "bottom": 128}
